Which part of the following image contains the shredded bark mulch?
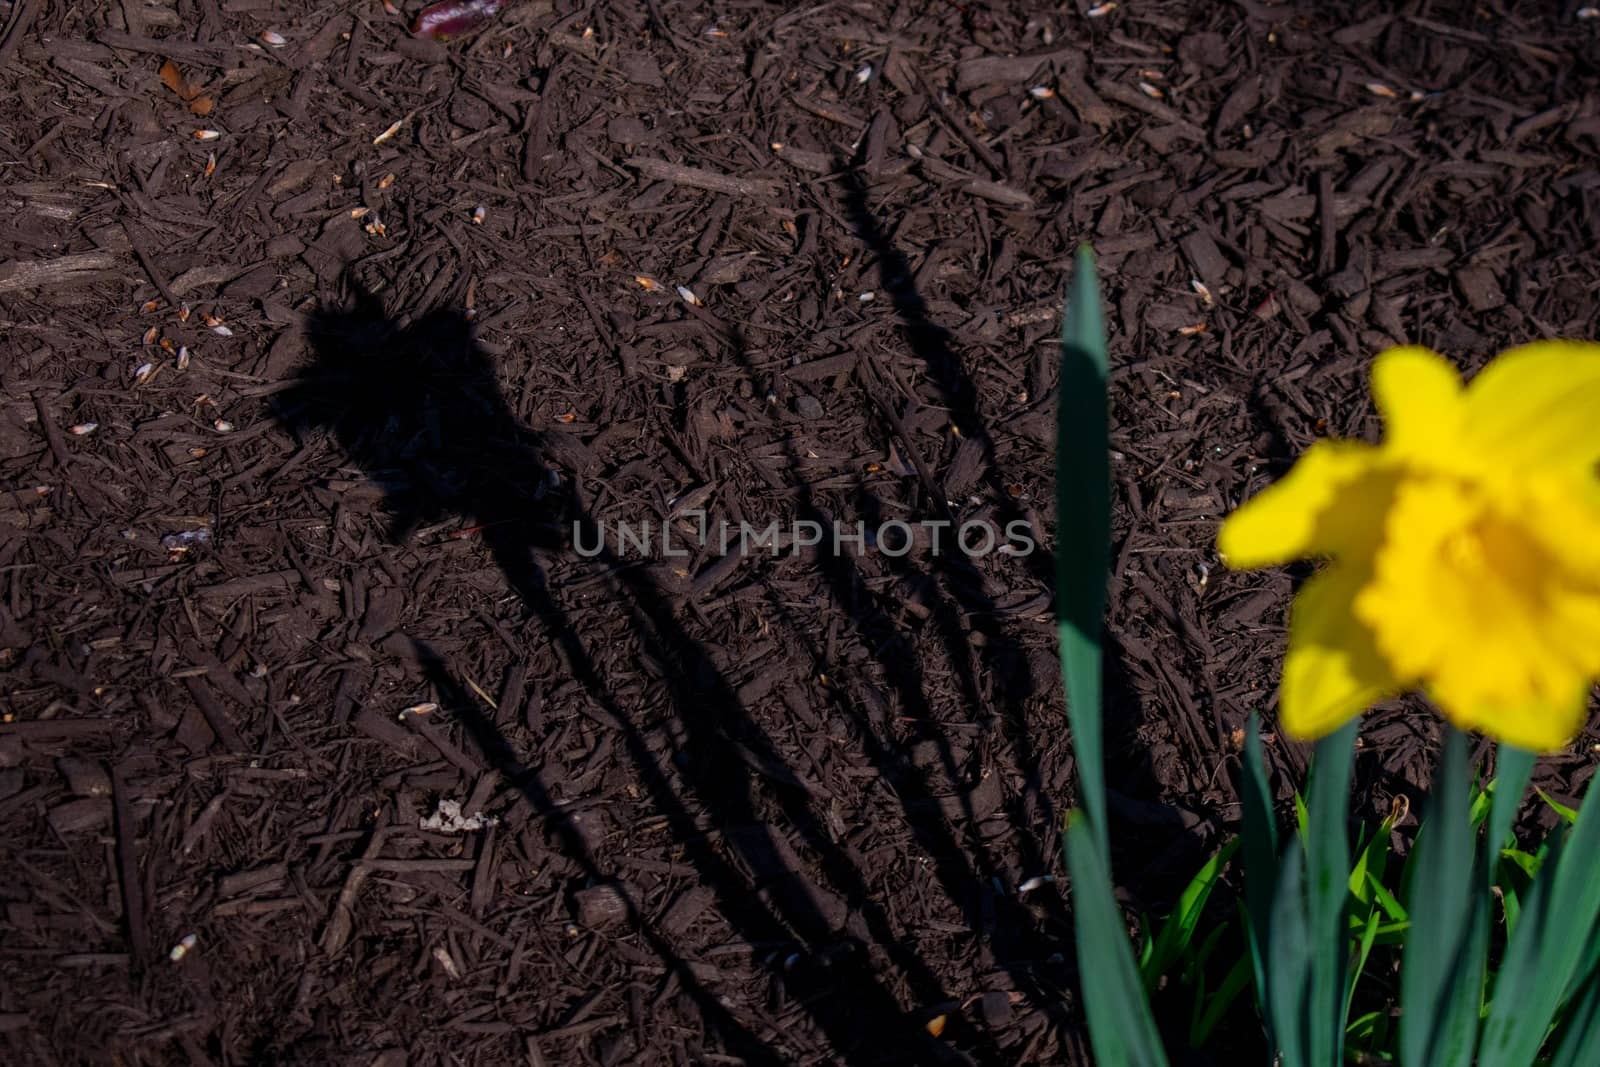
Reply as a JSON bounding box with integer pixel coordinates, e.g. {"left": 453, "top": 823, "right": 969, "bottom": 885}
{"left": 3, "top": 1, "right": 1599, "bottom": 1063}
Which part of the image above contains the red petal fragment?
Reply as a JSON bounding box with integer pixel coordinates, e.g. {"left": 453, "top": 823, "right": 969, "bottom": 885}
{"left": 410, "top": 0, "right": 508, "bottom": 39}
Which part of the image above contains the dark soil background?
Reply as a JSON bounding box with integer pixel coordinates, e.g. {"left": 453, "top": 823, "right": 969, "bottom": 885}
{"left": 3, "top": 1, "right": 1600, "bottom": 1064}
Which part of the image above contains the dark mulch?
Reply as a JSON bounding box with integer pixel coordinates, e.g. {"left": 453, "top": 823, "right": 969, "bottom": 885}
{"left": 3, "top": 1, "right": 1599, "bottom": 1063}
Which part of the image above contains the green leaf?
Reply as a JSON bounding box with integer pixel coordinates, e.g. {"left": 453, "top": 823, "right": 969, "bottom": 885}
{"left": 1550, "top": 965, "right": 1600, "bottom": 1067}
{"left": 1487, "top": 744, "right": 1535, "bottom": 941}
{"left": 1400, "top": 727, "right": 1486, "bottom": 1067}
{"left": 1302, "top": 719, "right": 1357, "bottom": 1066}
{"left": 1368, "top": 920, "right": 1412, "bottom": 947}
{"left": 1498, "top": 870, "right": 1523, "bottom": 938}
{"left": 1183, "top": 920, "right": 1230, "bottom": 983}
{"left": 1480, "top": 768, "right": 1600, "bottom": 1066}
{"left": 1469, "top": 780, "right": 1493, "bottom": 829}
{"left": 1238, "top": 715, "right": 1280, "bottom": 1046}
{"left": 1346, "top": 1009, "right": 1387, "bottom": 1044}
{"left": 1499, "top": 847, "right": 1540, "bottom": 878}
{"left": 1259, "top": 722, "right": 1358, "bottom": 1067}
{"left": 1064, "top": 812, "right": 1170, "bottom": 1067}
{"left": 1366, "top": 872, "right": 1407, "bottom": 924}
{"left": 1056, "top": 247, "right": 1111, "bottom": 862}
{"left": 1558, "top": 924, "right": 1600, "bottom": 1024}
{"left": 1488, "top": 745, "right": 1535, "bottom": 862}
{"left": 1348, "top": 801, "right": 1401, "bottom": 905}
{"left": 1267, "top": 845, "right": 1312, "bottom": 1066}
{"left": 1345, "top": 908, "right": 1382, "bottom": 1026}
{"left": 1536, "top": 787, "right": 1578, "bottom": 825}
{"left": 1191, "top": 953, "right": 1254, "bottom": 1048}
{"left": 1141, "top": 838, "right": 1240, "bottom": 992}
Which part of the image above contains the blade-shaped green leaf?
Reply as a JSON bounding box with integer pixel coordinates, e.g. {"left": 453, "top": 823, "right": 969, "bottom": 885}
{"left": 1536, "top": 787, "right": 1578, "bottom": 824}
{"left": 1191, "top": 953, "right": 1254, "bottom": 1048}
{"left": 1401, "top": 727, "right": 1487, "bottom": 1067}
{"left": 1064, "top": 812, "right": 1170, "bottom": 1067}
{"left": 1348, "top": 800, "right": 1402, "bottom": 905}
{"left": 1551, "top": 965, "right": 1600, "bottom": 1067}
{"left": 1268, "top": 844, "right": 1312, "bottom": 1067}
{"left": 1184, "top": 920, "right": 1231, "bottom": 984}
{"left": 1239, "top": 715, "right": 1280, "bottom": 1046}
{"left": 1142, "top": 838, "right": 1240, "bottom": 992}
{"left": 1559, "top": 924, "right": 1600, "bottom": 1019}
{"left": 1366, "top": 872, "right": 1407, "bottom": 924}
{"left": 1303, "top": 719, "right": 1357, "bottom": 1066}
{"left": 1480, "top": 769, "right": 1600, "bottom": 1066}
{"left": 1057, "top": 246, "right": 1111, "bottom": 861}
{"left": 1346, "top": 908, "right": 1382, "bottom": 1026}
{"left": 1488, "top": 744, "right": 1535, "bottom": 863}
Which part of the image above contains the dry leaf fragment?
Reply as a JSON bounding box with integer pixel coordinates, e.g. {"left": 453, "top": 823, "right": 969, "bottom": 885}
{"left": 159, "top": 59, "right": 193, "bottom": 98}
{"left": 373, "top": 117, "right": 407, "bottom": 145}
{"left": 159, "top": 59, "right": 212, "bottom": 114}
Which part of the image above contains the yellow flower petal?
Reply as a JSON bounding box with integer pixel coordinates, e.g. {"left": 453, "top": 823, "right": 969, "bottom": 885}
{"left": 1463, "top": 340, "right": 1600, "bottom": 474}
{"left": 1371, "top": 346, "right": 1464, "bottom": 462}
{"left": 1429, "top": 679, "right": 1592, "bottom": 754}
{"left": 1279, "top": 564, "right": 1401, "bottom": 741}
{"left": 1515, "top": 475, "right": 1600, "bottom": 584}
{"left": 1217, "top": 441, "right": 1388, "bottom": 569}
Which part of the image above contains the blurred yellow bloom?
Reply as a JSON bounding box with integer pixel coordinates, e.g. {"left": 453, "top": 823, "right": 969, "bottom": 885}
{"left": 1217, "top": 343, "right": 1600, "bottom": 752}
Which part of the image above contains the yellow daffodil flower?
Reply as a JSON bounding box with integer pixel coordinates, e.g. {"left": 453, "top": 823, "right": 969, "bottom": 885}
{"left": 1217, "top": 343, "right": 1600, "bottom": 752}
